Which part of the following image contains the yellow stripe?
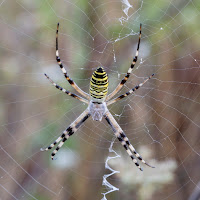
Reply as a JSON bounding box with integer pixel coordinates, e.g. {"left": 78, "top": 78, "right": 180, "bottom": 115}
{"left": 94, "top": 71, "right": 106, "bottom": 75}
{"left": 90, "top": 94, "right": 106, "bottom": 99}
{"left": 90, "top": 89, "right": 108, "bottom": 94}
{"left": 91, "top": 92, "right": 108, "bottom": 97}
{"left": 92, "top": 75, "right": 108, "bottom": 81}
{"left": 90, "top": 82, "right": 108, "bottom": 88}
{"left": 91, "top": 80, "right": 108, "bottom": 86}
{"left": 90, "top": 88, "right": 107, "bottom": 92}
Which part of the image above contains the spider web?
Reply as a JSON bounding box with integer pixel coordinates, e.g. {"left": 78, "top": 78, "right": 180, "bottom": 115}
{"left": 0, "top": 0, "right": 200, "bottom": 200}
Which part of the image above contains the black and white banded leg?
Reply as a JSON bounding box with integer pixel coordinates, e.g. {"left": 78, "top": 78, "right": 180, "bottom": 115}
{"left": 106, "top": 24, "right": 142, "bottom": 101}
{"left": 56, "top": 23, "right": 90, "bottom": 99}
{"left": 107, "top": 73, "right": 154, "bottom": 106}
{"left": 104, "top": 111, "right": 154, "bottom": 171}
{"left": 41, "top": 109, "right": 90, "bottom": 160}
{"left": 44, "top": 73, "right": 89, "bottom": 104}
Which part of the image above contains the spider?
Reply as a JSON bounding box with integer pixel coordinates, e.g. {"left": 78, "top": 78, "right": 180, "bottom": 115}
{"left": 41, "top": 23, "right": 155, "bottom": 171}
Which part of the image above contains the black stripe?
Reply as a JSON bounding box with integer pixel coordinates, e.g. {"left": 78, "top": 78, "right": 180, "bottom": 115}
{"left": 137, "top": 156, "right": 142, "bottom": 161}
{"left": 104, "top": 115, "right": 117, "bottom": 132}
{"left": 120, "top": 74, "right": 129, "bottom": 84}
{"left": 90, "top": 94, "right": 105, "bottom": 98}
{"left": 90, "top": 85, "right": 107, "bottom": 89}
{"left": 131, "top": 155, "right": 134, "bottom": 160}
{"left": 117, "top": 136, "right": 129, "bottom": 151}
{"left": 93, "top": 73, "right": 107, "bottom": 79}
{"left": 90, "top": 85, "right": 108, "bottom": 89}
{"left": 63, "top": 127, "right": 74, "bottom": 136}
{"left": 68, "top": 79, "right": 74, "bottom": 85}
{"left": 90, "top": 89, "right": 107, "bottom": 93}
{"left": 92, "top": 102, "right": 102, "bottom": 104}
{"left": 56, "top": 23, "right": 59, "bottom": 49}
{"left": 70, "top": 93, "right": 76, "bottom": 97}
{"left": 75, "top": 114, "right": 90, "bottom": 129}
{"left": 118, "top": 136, "right": 123, "bottom": 142}
{"left": 133, "top": 85, "right": 139, "bottom": 90}
{"left": 121, "top": 79, "right": 126, "bottom": 84}
{"left": 120, "top": 132, "right": 132, "bottom": 146}
{"left": 66, "top": 127, "right": 73, "bottom": 132}
{"left": 124, "top": 144, "right": 128, "bottom": 150}
{"left": 133, "top": 57, "right": 137, "bottom": 62}
{"left": 96, "top": 67, "right": 104, "bottom": 73}
{"left": 91, "top": 78, "right": 108, "bottom": 84}
{"left": 104, "top": 116, "right": 111, "bottom": 126}
{"left": 117, "top": 94, "right": 125, "bottom": 100}
{"left": 91, "top": 95, "right": 104, "bottom": 99}
{"left": 91, "top": 81, "right": 108, "bottom": 86}
{"left": 90, "top": 88, "right": 107, "bottom": 93}
{"left": 120, "top": 132, "right": 126, "bottom": 138}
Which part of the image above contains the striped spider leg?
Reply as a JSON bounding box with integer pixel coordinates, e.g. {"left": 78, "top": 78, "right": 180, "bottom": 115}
{"left": 41, "top": 109, "right": 90, "bottom": 160}
{"left": 104, "top": 111, "right": 155, "bottom": 171}
{"left": 106, "top": 73, "right": 154, "bottom": 106}
{"left": 56, "top": 23, "right": 90, "bottom": 99}
{"left": 106, "top": 23, "right": 142, "bottom": 101}
{"left": 44, "top": 73, "right": 89, "bottom": 104}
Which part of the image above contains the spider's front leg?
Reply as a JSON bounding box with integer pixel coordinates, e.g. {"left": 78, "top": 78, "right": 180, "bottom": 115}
{"left": 104, "top": 111, "right": 154, "bottom": 171}
{"left": 41, "top": 109, "right": 90, "bottom": 160}
{"left": 55, "top": 23, "right": 90, "bottom": 99}
{"left": 106, "top": 23, "right": 142, "bottom": 101}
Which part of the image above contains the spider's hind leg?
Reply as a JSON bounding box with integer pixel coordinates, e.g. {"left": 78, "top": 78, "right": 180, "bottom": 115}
{"left": 120, "top": 132, "right": 155, "bottom": 168}
{"left": 40, "top": 127, "right": 72, "bottom": 152}
{"left": 104, "top": 111, "right": 154, "bottom": 171}
{"left": 117, "top": 134, "right": 144, "bottom": 171}
{"left": 41, "top": 109, "right": 91, "bottom": 160}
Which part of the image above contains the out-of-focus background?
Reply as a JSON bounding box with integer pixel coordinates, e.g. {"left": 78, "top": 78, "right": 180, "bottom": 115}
{"left": 0, "top": 0, "right": 200, "bottom": 200}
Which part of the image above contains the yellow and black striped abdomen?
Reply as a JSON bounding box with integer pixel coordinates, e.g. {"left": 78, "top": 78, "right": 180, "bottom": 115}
{"left": 90, "top": 67, "right": 108, "bottom": 102}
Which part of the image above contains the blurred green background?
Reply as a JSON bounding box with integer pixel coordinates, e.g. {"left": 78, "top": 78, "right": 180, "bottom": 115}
{"left": 0, "top": 0, "right": 200, "bottom": 200}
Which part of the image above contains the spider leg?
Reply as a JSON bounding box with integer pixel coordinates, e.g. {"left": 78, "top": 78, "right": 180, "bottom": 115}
{"left": 44, "top": 73, "right": 89, "bottom": 104}
{"left": 104, "top": 111, "right": 154, "bottom": 171}
{"left": 41, "top": 109, "right": 90, "bottom": 160}
{"left": 106, "top": 73, "right": 154, "bottom": 106}
{"left": 106, "top": 24, "right": 142, "bottom": 101}
{"left": 56, "top": 23, "right": 90, "bottom": 99}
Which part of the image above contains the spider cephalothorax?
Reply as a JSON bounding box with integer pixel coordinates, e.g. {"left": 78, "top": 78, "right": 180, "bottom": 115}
{"left": 41, "top": 23, "right": 155, "bottom": 171}
{"left": 89, "top": 101, "right": 107, "bottom": 121}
